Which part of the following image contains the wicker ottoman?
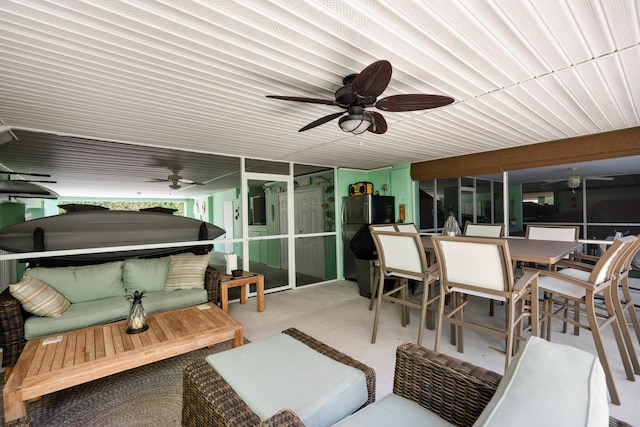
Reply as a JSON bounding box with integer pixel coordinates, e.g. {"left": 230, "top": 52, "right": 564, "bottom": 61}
{"left": 182, "top": 328, "right": 376, "bottom": 427}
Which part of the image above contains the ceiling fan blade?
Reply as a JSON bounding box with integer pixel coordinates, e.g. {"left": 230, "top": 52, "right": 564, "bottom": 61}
{"left": 178, "top": 179, "right": 205, "bottom": 185}
{"left": 147, "top": 178, "right": 169, "bottom": 183}
{"left": 585, "top": 176, "right": 615, "bottom": 181}
{"left": 367, "top": 112, "right": 387, "bottom": 134}
{"left": 266, "top": 95, "right": 338, "bottom": 106}
{"left": 351, "top": 60, "right": 392, "bottom": 98}
{"left": 375, "top": 94, "right": 454, "bottom": 112}
{"left": 299, "top": 111, "right": 345, "bottom": 132}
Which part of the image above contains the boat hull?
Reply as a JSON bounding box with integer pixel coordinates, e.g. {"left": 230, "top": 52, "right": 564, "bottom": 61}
{"left": 0, "top": 211, "right": 225, "bottom": 265}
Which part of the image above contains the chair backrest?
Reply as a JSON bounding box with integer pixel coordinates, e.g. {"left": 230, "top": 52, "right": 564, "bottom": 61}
{"left": 588, "top": 235, "right": 637, "bottom": 285}
{"left": 610, "top": 235, "right": 640, "bottom": 276}
{"left": 369, "top": 224, "right": 427, "bottom": 278}
{"left": 463, "top": 223, "right": 504, "bottom": 238}
{"left": 526, "top": 225, "right": 579, "bottom": 242}
{"left": 431, "top": 235, "right": 513, "bottom": 294}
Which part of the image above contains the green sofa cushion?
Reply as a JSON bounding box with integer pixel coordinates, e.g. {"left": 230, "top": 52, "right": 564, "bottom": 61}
{"left": 24, "top": 289, "right": 208, "bottom": 340}
{"left": 24, "top": 295, "right": 130, "bottom": 340}
{"left": 135, "top": 289, "right": 207, "bottom": 313}
{"left": 206, "top": 333, "right": 367, "bottom": 427}
{"left": 123, "top": 257, "right": 170, "bottom": 293}
{"left": 25, "top": 261, "right": 125, "bottom": 304}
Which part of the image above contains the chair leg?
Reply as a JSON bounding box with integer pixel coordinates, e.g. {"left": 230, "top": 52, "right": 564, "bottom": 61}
{"left": 612, "top": 279, "right": 640, "bottom": 375}
{"left": 434, "top": 285, "right": 447, "bottom": 352}
{"left": 601, "top": 287, "right": 635, "bottom": 382}
{"left": 505, "top": 298, "right": 516, "bottom": 370}
{"left": 400, "top": 279, "right": 409, "bottom": 327}
{"left": 456, "top": 293, "right": 465, "bottom": 354}
{"left": 371, "top": 271, "right": 386, "bottom": 344}
{"left": 368, "top": 267, "right": 380, "bottom": 311}
{"left": 620, "top": 275, "right": 640, "bottom": 345}
{"left": 584, "top": 291, "right": 623, "bottom": 405}
{"left": 416, "top": 283, "right": 431, "bottom": 347}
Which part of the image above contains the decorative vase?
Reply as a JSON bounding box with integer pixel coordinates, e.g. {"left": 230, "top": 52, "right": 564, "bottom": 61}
{"left": 126, "top": 290, "right": 148, "bottom": 334}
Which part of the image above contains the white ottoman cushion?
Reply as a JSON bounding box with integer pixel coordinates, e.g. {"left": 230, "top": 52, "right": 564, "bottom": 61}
{"left": 333, "top": 393, "right": 455, "bottom": 427}
{"left": 206, "top": 333, "right": 367, "bottom": 427}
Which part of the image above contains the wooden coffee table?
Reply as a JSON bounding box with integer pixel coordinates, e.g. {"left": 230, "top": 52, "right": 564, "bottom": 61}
{"left": 3, "top": 302, "right": 243, "bottom": 422}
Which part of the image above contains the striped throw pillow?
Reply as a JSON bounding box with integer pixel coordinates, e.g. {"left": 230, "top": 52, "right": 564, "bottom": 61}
{"left": 9, "top": 276, "right": 70, "bottom": 317}
{"left": 164, "top": 254, "right": 210, "bottom": 291}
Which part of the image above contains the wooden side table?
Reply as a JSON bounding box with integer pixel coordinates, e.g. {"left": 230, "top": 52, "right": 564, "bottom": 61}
{"left": 219, "top": 272, "right": 265, "bottom": 313}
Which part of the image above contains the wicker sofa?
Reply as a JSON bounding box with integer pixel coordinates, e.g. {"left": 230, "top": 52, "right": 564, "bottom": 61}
{"left": 0, "top": 261, "right": 221, "bottom": 369}
{"left": 183, "top": 334, "right": 632, "bottom": 427}
{"left": 182, "top": 327, "right": 376, "bottom": 427}
{"left": 335, "top": 340, "right": 632, "bottom": 427}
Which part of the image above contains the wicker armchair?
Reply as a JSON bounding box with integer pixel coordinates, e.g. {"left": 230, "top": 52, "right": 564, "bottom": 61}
{"left": 0, "top": 265, "right": 220, "bottom": 368}
{"left": 390, "top": 343, "right": 632, "bottom": 427}
{"left": 182, "top": 327, "right": 376, "bottom": 427}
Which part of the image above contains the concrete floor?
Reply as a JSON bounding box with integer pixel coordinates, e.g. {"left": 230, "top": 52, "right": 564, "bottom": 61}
{"left": 230, "top": 279, "right": 640, "bottom": 425}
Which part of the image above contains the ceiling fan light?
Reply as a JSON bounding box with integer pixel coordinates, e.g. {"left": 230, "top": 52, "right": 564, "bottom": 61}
{"left": 339, "top": 113, "right": 372, "bottom": 134}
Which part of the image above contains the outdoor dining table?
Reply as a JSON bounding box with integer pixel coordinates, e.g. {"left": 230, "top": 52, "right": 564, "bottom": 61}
{"left": 419, "top": 234, "right": 584, "bottom": 266}
{"left": 415, "top": 234, "right": 584, "bottom": 342}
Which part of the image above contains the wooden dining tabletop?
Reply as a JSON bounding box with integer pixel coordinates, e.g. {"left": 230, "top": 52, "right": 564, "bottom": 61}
{"left": 420, "top": 234, "right": 583, "bottom": 265}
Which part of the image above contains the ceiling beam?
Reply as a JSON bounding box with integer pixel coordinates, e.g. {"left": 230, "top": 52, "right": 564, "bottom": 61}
{"left": 410, "top": 127, "right": 640, "bottom": 181}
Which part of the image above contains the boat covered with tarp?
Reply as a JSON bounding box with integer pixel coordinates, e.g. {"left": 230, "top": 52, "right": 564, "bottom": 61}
{"left": 0, "top": 210, "right": 225, "bottom": 266}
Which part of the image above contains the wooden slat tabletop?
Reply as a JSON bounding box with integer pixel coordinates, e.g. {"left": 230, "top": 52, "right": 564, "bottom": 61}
{"left": 3, "top": 302, "right": 243, "bottom": 422}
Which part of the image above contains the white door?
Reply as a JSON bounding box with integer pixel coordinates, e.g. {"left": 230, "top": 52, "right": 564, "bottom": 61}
{"left": 279, "top": 188, "right": 325, "bottom": 279}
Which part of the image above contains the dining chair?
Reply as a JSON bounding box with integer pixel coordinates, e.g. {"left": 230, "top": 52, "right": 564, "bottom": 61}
{"left": 367, "top": 223, "right": 420, "bottom": 311}
{"left": 529, "top": 235, "right": 638, "bottom": 405}
{"left": 369, "top": 223, "right": 439, "bottom": 346}
{"left": 558, "top": 235, "right": 640, "bottom": 376}
{"left": 463, "top": 223, "right": 506, "bottom": 317}
{"left": 463, "top": 223, "right": 504, "bottom": 238}
{"left": 526, "top": 224, "right": 580, "bottom": 242}
{"left": 431, "top": 235, "right": 539, "bottom": 370}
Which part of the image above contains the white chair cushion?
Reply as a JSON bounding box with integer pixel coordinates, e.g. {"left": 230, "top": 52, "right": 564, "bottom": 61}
{"left": 472, "top": 337, "right": 608, "bottom": 427}
{"left": 332, "top": 393, "right": 455, "bottom": 427}
{"left": 206, "top": 333, "right": 367, "bottom": 427}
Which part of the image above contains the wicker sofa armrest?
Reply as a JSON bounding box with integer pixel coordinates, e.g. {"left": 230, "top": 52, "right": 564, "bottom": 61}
{"left": 182, "top": 328, "right": 376, "bottom": 427}
{"left": 204, "top": 265, "right": 221, "bottom": 304}
{"left": 393, "top": 343, "right": 502, "bottom": 427}
{"left": 0, "top": 287, "right": 27, "bottom": 368}
{"left": 392, "top": 343, "right": 633, "bottom": 427}
{"left": 182, "top": 358, "right": 305, "bottom": 427}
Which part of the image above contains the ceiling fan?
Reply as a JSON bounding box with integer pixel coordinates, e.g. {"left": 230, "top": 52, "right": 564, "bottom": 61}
{"left": 147, "top": 170, "right": 205, "bottom": 190}
{"left": 546, "top": 167, "right": 614, "bottom": 189}
{"left": 266, "top": 60, "right": 454, "bottom": 135}
{"left": 0, "top": 171, "right": 59, "bottom": 198}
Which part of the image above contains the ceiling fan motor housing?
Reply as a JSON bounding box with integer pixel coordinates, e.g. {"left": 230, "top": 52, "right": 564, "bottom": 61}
{"left": 567, "top": 175, "right": 581, "bottom": 188}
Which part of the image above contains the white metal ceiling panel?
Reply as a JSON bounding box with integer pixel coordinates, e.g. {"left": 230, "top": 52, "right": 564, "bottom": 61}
{"left": 0, "top": 0, "right": 638, "bottom": 198}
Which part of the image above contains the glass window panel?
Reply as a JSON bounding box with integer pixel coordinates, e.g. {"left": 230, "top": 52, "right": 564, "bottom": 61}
{"left": 439, "top": 178, "right": 459, "bottom": 222}
{"left": 476, "top": 179, "right": 493, "bottom": 223}
{"left": 522, "top": 181, "right": 583, "bottom": 224}
{"left": 418, "top": 180, "right": 438, "bottom": 231}
{"left": 246, "top": 158, "right": 289, "bottom": 174}
{"left": 252, "top": 180, "right": 287, "bottom": 237}
{"left": 585, "top": 174, "right": 638, "bottom": 223}
{"left": 248, "top": 238, "right": 290, "bottom": 291}
{"left": 295, "top": 235, "right": 331, "bottom": 286}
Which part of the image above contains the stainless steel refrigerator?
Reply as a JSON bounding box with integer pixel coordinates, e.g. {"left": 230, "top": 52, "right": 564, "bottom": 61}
{"left": 342, "top": 195, "right": 395, "bottom": 281}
